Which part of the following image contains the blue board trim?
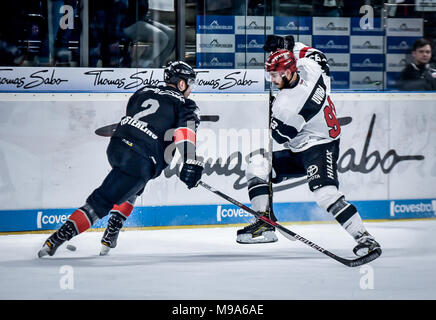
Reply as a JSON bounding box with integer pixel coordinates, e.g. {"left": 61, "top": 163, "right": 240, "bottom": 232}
{"left": 1, "top": 198, "right": 435, "bottom": 232}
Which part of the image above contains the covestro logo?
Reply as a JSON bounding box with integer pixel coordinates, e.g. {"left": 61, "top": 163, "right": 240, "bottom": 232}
{"left": 390, "top": 200, "right": 436, "bottom": 217}
{"left": 216, "top": 205, "right": 250, "bottom": 222}
{"left": 37, "top": 211, "right": 69, "bottom": 229}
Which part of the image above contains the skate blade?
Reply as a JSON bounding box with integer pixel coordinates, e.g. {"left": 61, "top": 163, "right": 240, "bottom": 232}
{"left": 100, "top": 244, "right": 111, "bottom": 256}
{"left": 37, "top": 246, "right": 50, "bottom": 258}
{"left": 236, "top": 231, "right": 278, "bottom": 244}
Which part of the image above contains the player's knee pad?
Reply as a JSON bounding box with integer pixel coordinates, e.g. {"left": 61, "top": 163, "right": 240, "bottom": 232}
{"left": 312, "top": 185, "right": 344, "bottom": 211}
{"left": 245, "top": 155, "right": 272, "bottom": 212}
{"left": 246, "top": 154, "right": 270, "bottom": 182}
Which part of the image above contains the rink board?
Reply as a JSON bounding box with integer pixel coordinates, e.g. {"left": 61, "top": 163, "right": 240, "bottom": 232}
{"left": 0, "top": 92, "right": 435, "bottom": 232}
{"left": 1, "top": 198, "right": 435, "bottom": 232}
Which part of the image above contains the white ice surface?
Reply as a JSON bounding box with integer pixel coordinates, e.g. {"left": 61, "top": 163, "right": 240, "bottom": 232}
{"left": 0, "top": 220, "right": 435, "bottom": 300}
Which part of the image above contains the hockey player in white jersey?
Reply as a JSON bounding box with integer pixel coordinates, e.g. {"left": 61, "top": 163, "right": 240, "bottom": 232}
{"left": 236, "top": 49, "right": 381, "bottom": 257}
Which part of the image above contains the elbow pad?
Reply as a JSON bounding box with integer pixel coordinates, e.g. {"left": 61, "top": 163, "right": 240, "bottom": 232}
{"left": 270, "top": 117, "right": 298, "bottom": 144}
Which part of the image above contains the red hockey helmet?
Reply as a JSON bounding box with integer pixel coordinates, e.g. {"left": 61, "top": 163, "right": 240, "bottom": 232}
{"left": 265, "top": 49, "right": 297, "bottom": 81}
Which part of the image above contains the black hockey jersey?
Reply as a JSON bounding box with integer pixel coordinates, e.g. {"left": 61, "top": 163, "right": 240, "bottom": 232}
{"left": 112, "top": 85, "right": 200, "bottom": 173}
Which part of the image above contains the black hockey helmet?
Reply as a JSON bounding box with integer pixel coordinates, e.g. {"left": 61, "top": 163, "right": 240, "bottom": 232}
{"left": 164, "top": 61, "right": 196, "bottom": 88}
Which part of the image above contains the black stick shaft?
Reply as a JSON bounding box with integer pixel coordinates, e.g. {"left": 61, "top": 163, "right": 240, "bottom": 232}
{"left": 268, "top": 82, "right": 275, "bottom": 218}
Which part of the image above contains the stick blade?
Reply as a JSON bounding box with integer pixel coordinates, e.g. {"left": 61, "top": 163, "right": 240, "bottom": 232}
{"left": 342, "top": 248, "right": 382, "bottom": 267}
{"left": 95, "top": 123, "right": 117, "bottom": 137}
{"left": 200, "top": 115, "right": 219, "bottom": 122}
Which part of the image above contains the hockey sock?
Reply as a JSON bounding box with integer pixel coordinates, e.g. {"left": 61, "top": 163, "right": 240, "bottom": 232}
{"left": 328, "top": 197, "right": 366, "bottom": 240}
{"left": 247, "top": 177, "right": 270, "bottom": 212}
{"left": 68, "top": 204, "right": 99, "bottom": 235}
{"left": 110, "top": 200, "right": 134, "bottom": 220}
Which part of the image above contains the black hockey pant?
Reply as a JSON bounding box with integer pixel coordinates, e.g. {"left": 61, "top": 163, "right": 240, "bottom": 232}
{"left": 86, "top": 138, "right": 156, "bottom": 219}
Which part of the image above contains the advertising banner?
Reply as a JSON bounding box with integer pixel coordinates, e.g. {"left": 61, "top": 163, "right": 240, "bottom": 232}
{"left": 0, "top": 67, "right": 265, "bottom": 93}
{"left": 194, "top": 15, "right": 423, "bottom": 91}
{"left": 350, "top": 36, "right": 384, "bottom": 54}
{"left": 386, "top": 18, "right": 424, "bottom": 37}
{"left": 330, "top": 72, "right": 350, "bottom": 89}
{"left": 234, "top": 53, "right": 266, "bottom": 69}
{"left": 196, "top": 34, "right": 236, "bottom": 53}
{"left": 386, "top": 37, "right": 421, "bottom": 54}
{"left": 349, "top": 71, "right": 383, "bottom": 89}
{"left": 326, "top": 54, "right": 350, "bottom": 72}
{"left": 274, "top": 16, "right": 312, "bottom": 35}
{"left": 312, "top": 35, "right": 350, "bottom": 53}
{"left": 350, "top": 54, "right": 384, "bottom": 72}
{"left": 234, "top": 16, "right": 273, "bottom": 35}
{"left": 235, "top": 35, "right": 265, "bottom": 53}
{"left": 196, "top": 15, "right": 235, "bottom": 34}
{"left": 312, "top": 17, "right": 350, "bottom": 36}
{"left": 350, "top": 17, "right": 384, "bottom": 36}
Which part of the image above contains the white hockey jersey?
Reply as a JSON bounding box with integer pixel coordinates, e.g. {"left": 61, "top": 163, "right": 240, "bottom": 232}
{"left": 293, "top": 42, "right": 331, "bottom": 91}
{"left": 272, "top": 57, "right": 341, "bottom": 153}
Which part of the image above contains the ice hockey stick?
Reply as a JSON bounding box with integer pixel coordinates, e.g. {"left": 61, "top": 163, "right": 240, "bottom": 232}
{"left": 199, "top": 180, "right": 382, "bottom": 267}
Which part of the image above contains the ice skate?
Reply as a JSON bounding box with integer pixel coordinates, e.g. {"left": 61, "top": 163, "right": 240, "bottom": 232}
{"left": 100, "top": 212, "right": 125, "bottom": 256}
{"left": 236, "top": 212, "right": 278, "bottom": 244}
{"left": 353, "top": 232, "right": 381, "bottom": 257}
{"left": 38, "top": 221, "right": 77, "bottom": 258}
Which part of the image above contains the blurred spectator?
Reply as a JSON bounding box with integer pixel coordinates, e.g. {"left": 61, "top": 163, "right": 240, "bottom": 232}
{"left": 89, "top": 0, "right": 175, "bottom": 68}
{"left": 51, "top": 0, "right": 80, "bottom": 66}
{"left": 123, "top": 0, "right": 175, "bottom": 68}
{"left": 89, "top": 0, "right": 130, "bottom": 67}
{"left": 397, "top": 38, "right": 436, "bottom": 91}
{"left": 0, "top": 3, "right": 25, "bottom": 65}
{"left": 313, "top": 0, "right": 344, "bottom": 17}
{"left": 199, "top": 0, "right": 234, "bottom": 14}
{"left": 246, "top": 0, "right": 268, "bottom": 16}
{"left": 0, "top": 1, "right": 50, "bottom": 66}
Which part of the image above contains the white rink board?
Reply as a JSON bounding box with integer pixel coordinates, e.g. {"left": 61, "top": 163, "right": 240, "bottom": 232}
{"left": 0, "top": 92, "right": 435, "bottom": 211}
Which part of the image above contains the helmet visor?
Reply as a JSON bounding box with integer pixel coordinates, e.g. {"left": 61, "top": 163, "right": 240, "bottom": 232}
{"left": 187, "top": 78, "right": 196, "bottom": 90}
{"left": 264, "top": 70, "right": 286, "bottom": 82}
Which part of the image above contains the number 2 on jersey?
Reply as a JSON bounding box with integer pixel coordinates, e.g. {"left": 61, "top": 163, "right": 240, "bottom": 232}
{"left": 323, "top": 96, "right": 341, "bottom": 138}
{"left": 133, "top": 99, "right": 160, "bottom": 123}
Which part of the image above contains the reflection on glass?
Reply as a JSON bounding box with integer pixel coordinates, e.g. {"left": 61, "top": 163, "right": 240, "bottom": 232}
{"left": 0, "top": 1, "right": 435, "bottom": 92}
{"left": 89, "top": 0, "right": 175, "bottom": 68}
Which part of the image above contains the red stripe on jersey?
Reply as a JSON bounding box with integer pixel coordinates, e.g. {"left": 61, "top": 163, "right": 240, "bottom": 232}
{"left": 299, "top": 47, "right": 312, "bottom": 59}
{"left": 174, "top": 127, "right": 196, "bottom": 145}
{"left": 111, "top": 201, "right": 134, "bottom": 219}
{"left": 68, "top": 209, "right": 91, "bottom": 234}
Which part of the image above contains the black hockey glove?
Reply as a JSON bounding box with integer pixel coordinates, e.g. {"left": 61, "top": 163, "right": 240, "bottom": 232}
{"left": 263, "top": 35, "right": 295, "bottom": 52}
{"left": 271, "top": 117, "right": 298, "bottom": 144}
{"left": 180, "top": 159, "right": 204, "bottom": 189}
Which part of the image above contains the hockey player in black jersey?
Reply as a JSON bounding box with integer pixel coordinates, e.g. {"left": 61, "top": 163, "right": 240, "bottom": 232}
{"left": 38, "top": 61, "right": 204, "bottom": 258}
{"left": 236, "top": 48, "right": 381, "bottom": 257}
